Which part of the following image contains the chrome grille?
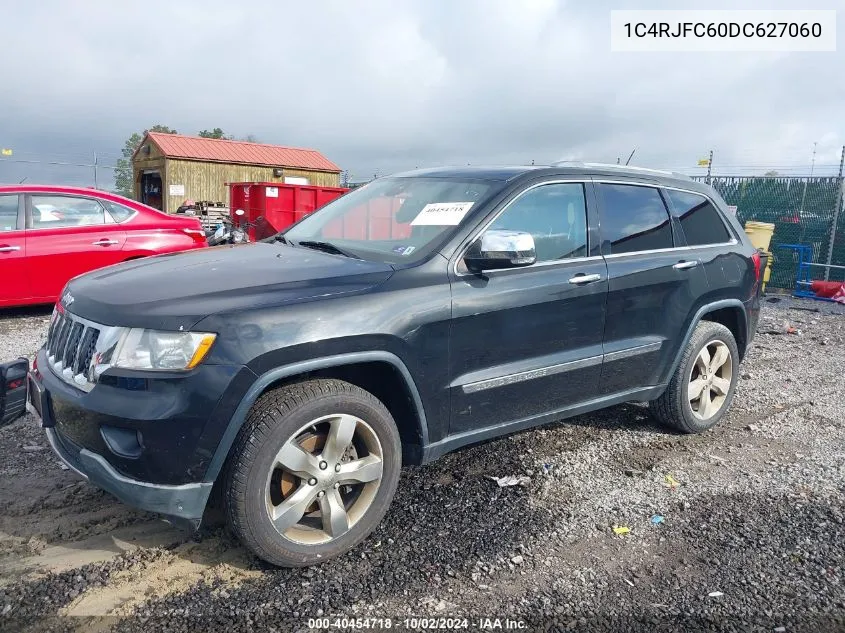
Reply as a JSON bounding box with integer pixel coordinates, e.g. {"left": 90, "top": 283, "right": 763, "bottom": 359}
{"left": 46, "top": 310, "right": 102, "bottom": 391}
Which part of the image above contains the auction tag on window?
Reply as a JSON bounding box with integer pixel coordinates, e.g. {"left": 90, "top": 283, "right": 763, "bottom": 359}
{"left": 410, "top": 202, "right": 474, "bottom": 226}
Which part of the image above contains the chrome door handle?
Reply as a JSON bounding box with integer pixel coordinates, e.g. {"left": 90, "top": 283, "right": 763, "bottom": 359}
{"left": 92, "top": 239, "right": 119, "bottom": 246}
{"left": 0, "top": 245, "right": 21, "bottom": 252}
{"left": 569, "top": 273, "right": 602, "bottom": 285}
{"left": 673, "top": 260, "right": 698, "bottom": 270}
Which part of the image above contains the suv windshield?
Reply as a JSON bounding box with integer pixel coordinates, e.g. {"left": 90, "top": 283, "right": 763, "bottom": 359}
{"left": 281, "top": 177, "right": 497, "bottom": 263}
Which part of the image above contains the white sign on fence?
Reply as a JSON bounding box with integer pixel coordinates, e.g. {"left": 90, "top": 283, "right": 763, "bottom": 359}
{"left": 726, "top": 205, "right": 738, "bottom": 216}
{"left": 169, "top": 184, "right": 185, "bottom": 196}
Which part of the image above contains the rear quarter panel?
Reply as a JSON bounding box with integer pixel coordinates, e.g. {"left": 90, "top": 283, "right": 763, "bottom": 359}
{"left": 122, "top": 230, "right": 206, "bottom": 257}
{"left": 122, "top": 207, "right": 207, "bottom": 257}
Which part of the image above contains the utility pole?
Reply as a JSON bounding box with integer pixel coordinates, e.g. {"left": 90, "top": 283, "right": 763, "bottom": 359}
{"left": 93, "top": 151, "right": 98, "bottom": 189}
{"left": 824, "top": 145, "right": 845, "bottom": 281}
{"left": 705, "top": 150, "right": 714, "bottom": 185}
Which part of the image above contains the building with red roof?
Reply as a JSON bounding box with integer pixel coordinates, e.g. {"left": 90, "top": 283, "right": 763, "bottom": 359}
{"left": 131, "top": 132, "right": 341, "bottom": 213}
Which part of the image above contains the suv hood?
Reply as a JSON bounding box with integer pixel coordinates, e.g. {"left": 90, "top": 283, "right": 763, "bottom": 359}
{"left": 63, "top": 242, "right": 395, "bottom": 330}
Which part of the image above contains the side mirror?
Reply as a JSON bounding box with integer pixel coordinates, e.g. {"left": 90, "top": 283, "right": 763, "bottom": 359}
{"left": 464, "top": 229, "right": 536, "bottom": 272}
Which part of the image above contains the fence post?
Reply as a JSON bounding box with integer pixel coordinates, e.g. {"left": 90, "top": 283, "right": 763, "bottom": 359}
{"left": 706, "top": 150, "right": 713, "bottom": 185}
{"left": 824, "top": 145, "right": 845, "bottom": 281}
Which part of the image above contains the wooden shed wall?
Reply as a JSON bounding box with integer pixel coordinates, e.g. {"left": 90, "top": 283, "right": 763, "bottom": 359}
{"left": 163, "top": 160, "right": 341, "bottom": 213}
{"left": 131, "top": 141, "right": 166, "bottom": 203}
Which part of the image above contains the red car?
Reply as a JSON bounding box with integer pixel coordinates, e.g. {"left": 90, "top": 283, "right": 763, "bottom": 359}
{"left": 0, "top": 185, "right": 208, "bottom": 308}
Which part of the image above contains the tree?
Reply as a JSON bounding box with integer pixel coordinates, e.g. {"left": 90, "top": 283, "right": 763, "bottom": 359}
{"left": 764, "top": 170, "right": 780, "bottom": 177}
{"left": 114, "top": 124, "right": 177, "bottom": 198}
{"left": 198, "top": 127, "right": 231, "bottom": 139}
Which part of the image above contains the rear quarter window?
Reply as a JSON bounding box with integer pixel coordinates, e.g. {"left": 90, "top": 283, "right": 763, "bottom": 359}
{"left": 665, "top": 190, "right": 732, "bottom": 246}
{"left": 103, "top": 201, "right": 137, "bottom": 223}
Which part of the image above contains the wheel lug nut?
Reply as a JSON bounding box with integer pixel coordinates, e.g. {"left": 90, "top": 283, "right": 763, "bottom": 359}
{"left": 319, "top": 461, "right": 328, "bottom": 470}
{"left": 308, "top": 477, "right": 317, "bottom": 486}
{"left": 333, "top": 482, "right": 340, "bottom": 489}
{"left": 317, "top": 490, "right": 325, "bottom": 498}
{"left": 334, "top": 464, "right": 341, "bottom": 473}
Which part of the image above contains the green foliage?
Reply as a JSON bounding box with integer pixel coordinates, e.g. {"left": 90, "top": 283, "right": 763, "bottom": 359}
{"left": 198, "top": 128, "right": 231, "bottom": 139}
{"left": 198, "top": 129, "right": 260, "bottom": 142}
{"left": 114, "top": 125, "right": 177, "bottom": 198}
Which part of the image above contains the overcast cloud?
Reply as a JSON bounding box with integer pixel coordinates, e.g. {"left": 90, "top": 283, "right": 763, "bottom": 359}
{"left": 1, "top": 0, "right": 843, "bottom": 187}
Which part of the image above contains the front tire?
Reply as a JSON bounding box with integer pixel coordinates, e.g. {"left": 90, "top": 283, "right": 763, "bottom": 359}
{"left": 650, "top": 320, "right": 740, "bottom": 434}
{"left": 223, "top": 379, "right": 402, "bottom": 567}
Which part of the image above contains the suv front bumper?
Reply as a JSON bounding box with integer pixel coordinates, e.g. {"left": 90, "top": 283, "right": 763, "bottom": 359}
{"left": 25, "top": 347, "right": 248, "bottom": 530}
{"left": 41, "top": 423, "right": 212, "bottom": 529}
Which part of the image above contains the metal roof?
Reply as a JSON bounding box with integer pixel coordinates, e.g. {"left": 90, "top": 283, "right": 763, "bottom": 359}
{"left": 140, "top": 132, "right": 341, "bottom": 172}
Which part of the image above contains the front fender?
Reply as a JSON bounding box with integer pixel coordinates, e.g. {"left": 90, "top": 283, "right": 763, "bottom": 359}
{"left": 201, "top": 351, "right": 429, "bottom": 484}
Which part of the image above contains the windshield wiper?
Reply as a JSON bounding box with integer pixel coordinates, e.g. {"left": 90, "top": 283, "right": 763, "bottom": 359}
{"left": 296, "top": 240, "right": 360, "bottom": 259}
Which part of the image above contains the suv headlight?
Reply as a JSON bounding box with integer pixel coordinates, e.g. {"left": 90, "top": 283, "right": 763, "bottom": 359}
{"left": 111, "top": 329, "right": 217, "bottom": 371}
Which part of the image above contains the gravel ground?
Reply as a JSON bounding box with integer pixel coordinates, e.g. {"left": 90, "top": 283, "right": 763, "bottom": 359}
{"left": 0, "top": 300, "right": 843, "bottom": 633}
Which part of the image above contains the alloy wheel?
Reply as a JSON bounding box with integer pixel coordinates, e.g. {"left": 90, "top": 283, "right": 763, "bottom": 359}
{"left": 265, "top": 414, "right": 384, "bottom": 545}
{"left": 688, "top": 340, "right": 733, "bottom": 421}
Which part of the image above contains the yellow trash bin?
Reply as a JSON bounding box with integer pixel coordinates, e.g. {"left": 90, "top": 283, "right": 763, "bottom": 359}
{"left": 759, "top": 250, "right": 773, "bottom": 293}
{"left": 744, "top": 221, "right": 775, "bottom": 253}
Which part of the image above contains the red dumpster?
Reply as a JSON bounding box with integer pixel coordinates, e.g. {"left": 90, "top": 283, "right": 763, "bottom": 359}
{"left": 228, "top": 182, "right": 350, "bottom": 241}
{"left": 228, "top": 181, "right": 414, "bottom": 244}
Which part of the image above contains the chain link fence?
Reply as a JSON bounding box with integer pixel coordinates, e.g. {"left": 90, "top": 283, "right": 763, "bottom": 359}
{"left": 693, "top": 175, "right": 845, "bottom": 290}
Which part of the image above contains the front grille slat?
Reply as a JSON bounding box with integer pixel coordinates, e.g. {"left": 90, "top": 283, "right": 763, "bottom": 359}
{"left": 62, "top": 322, "right": 84, "bottom": 369}
{"left": 46, "top": 313, "right": 61, "bottom": 351}
{"left": 74, "top": 328, "right": 100, "bottom": 376}
{"left": 53, "top": 315, "right": 72, "bottom": 362}
{"left": 46, "top": 313, "right": 61, "bottom": 355}
{"left": 45, "top": 311, "right": 106, "bottom": 392}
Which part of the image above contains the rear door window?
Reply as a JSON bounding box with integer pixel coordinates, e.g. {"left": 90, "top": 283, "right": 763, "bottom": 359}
{"left": 665, "top": 189, "right": 732, "bottom": 246}
{"left": 597, "top": 184, "right": 673, "bottom": 254}
{"left": 0, "top": 195, "right": 19, "bottom": 231}
{"left": 30, "top": 196, "right": 106, "bottom": 229}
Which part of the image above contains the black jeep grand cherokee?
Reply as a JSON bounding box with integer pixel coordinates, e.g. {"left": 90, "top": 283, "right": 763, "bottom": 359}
{"left": 27, "top": 163, "right": 761, "bottom": 567}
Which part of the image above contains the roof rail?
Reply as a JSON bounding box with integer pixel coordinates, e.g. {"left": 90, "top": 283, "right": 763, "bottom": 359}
{"left": 549, "top": 160, "right": 691, "bottom": 180}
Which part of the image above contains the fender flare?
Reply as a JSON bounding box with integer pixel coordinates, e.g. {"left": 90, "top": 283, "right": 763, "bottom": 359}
{"left": 202, "top": 351, "right": 429, "bottom": 483}
{"left": 663, "top": 299, "right": 747, "bottom": 384}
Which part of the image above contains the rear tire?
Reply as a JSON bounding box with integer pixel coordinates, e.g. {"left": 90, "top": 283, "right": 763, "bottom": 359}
{"left": 650, "top": 320, "right": 740, "bottom": 434}
{"left": 223, "top": 378, "right": 401, "bottom": 567}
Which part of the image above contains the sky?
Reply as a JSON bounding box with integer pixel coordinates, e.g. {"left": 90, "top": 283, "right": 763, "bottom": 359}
{"left": 0, "top": 0, "right": 843, "bottom": 189}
